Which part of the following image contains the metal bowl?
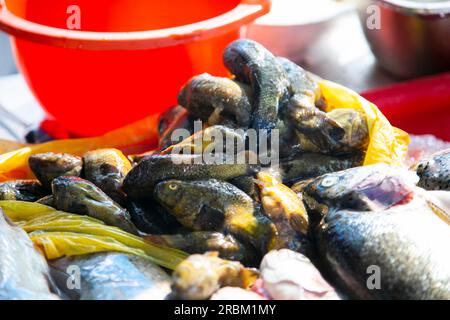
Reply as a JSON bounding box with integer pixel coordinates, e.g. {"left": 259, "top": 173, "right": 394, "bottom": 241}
{"left": 358, "top": 0, "right": 450, "bottom": 78}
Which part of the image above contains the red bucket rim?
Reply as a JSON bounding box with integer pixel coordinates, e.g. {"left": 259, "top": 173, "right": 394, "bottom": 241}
{"left": 0, "top": 0, "right": 271, "bottom": 50}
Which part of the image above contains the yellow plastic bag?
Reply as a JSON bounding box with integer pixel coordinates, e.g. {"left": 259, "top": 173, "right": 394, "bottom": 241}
{"left": 319, "top": 80, "right": 409, "bottom": 166}
{"left": 0, "top": 201, "right": 188, "bottom": 270}
{"left": 0, "top": 114, "right": 159, "bottom": 182}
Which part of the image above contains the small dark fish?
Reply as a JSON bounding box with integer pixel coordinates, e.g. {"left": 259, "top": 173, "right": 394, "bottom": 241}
{"left": 146, "top": 231, "right": 255, "bottom": 264}
{"left": 280, "top": 153, "right": 363, "bottom": 185}
{"left": 29, "top": 152, "right": 83, "bottom": 190}
{"left": 158, "top": 105, "right": 187, "bottom": 138}
{"left": 161, "top": 125, "right": 247, "bottom": 156}
{"left": 223, "top": 39, "right": 290, "bottom": 131}
{"left": 154, "top": 179, "right": 276, "bottom": 254}
{"left": 0, "top": 180, "right": 47, "bottom": 202}
{"left": 282, "top": 95, "right": 345, "bottom": 152}
{"left": 0, "top": 209, "right": 58, "bottom": 300}
{"left": 36, "top": 195, "right": 55, "bottom": 207}
{"left": 259, "top": 249, "right": 341, "bottom": 300}
{"left": 228, "top": 175, "right": 259, "bottom": 200}
{"left": 52, "top": 176, "right": 139, "bottom": 235}
{"left": 83, "top": 148, "right": 132, "bottom": 204}
{"left": 178, "top": 73, "right": 253, "bottom": 128}
{"left": 414, "top": 149, "right": 450, "bottom": 191}
{"left": 127, "top": 150, "right": 159, "bottom": 165}
{"left": 171, "top": 252, "right": 259, "bottom": 300}
{"left": 123, "top": 154, "right": 258, "bottom": 199}
{"left": 255, "top": 171, "right": 310, "bottom": 254}
{"left": 49, "top": 253, "right": 171, "bottom": 300}
{"left": 277, "top": 57, "right": 322, "bottom": 104}
{"left": 158, "top": 106, "right": 195, "bottom": 150}
{"left": 303, "top": 164, "right": 450, "bottom": 299}
{"left": 126, "top": 198, "right": 183, "bottom": 235}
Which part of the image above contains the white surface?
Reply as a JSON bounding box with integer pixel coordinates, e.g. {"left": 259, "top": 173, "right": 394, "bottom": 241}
{"left": 0, "top": 32, "right": 17, "bottom": 76}
{"left": 254, "top": 0, "right": 352, "bottom": 25}
{"left": 0, "top": 74, "right": 44, "bottom": 141}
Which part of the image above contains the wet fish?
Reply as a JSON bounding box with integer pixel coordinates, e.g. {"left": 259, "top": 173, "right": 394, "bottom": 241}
{"left": 178, "top": 73, "right": 253, "bottom": 128}
{"left": 303, "top": 164, "right": 450, "bottom": 299}
{"left": 224, "top": 39, "right": 290, "bottom": 131}
{"left": 277, "top": 57, "right": 323, "bottom": 107}
{"left": 0, "top": 209, "right": 57, "bottom": 300}
{"left": 146, "top": 231, "right": 255, "bottom": 264}
{"left": 414, "top": 149, "right": 450, "bottom": 191}
{"left": 161, "top": 125, "right": 247, "bottom": 156}
{"left": 158, "top": 106, "right": 195, "bottom": 150}
{"left": 259, "top": 249, "right": 341, "bottom": 300}
{"left": 126, "top": 198, "right": 183, "bottom": 235}
{"left": 154, "top": 179, "right": 276, "bottom": 254}
{"left": 280, "top": 152, "right": 363, "bottom": 185}
{"left": 123, "top": 154, "right": 258, "bottom": 199}
{"left": 326, "top": 108, "right": 369, "bottom": 153}
{"left": 49, "top": 253, "right": 171, "bottom": 300}
{"left": 228, "top": 175, "right": 259, "bottom": 200}
{"left": 158, "top": 105, "right": 187, "bottom": 138}
{"left": 52, "top": 176, "right": 139, "bottom": 235}
{"left": 83, "top": 148, "right": 132, "bottom": 204}
{"left": 256, "top": 171, "right": 310, "bottom": 253}
{"left": 127, "top": 150, "right": 159, "bottom": 165}
{"left": 29, "top": 152, "right": 83, "bottom": 190}
{"left": 171, "top": 252, "right": 259, "bottom": 300}
{"left": 0, "top": 180, "right": 47, "bottom": 202}
{"left": 302, "top": 164, "right": 418, "bottom": 214}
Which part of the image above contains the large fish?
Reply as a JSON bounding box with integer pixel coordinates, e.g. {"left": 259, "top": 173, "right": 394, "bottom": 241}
{"left": 50, "top": 253, "right": 171, "bottom": 300}
{"left": 414, "top": 149, "right": 450, "bottom": 191}
{"left": 0, "top": 209, "right": 57, "bottom": 300}
{"left": 302, "top": 164, "right": 450, "bottom": 299}
{"left": 123, "top": 154, "right": 258, "bottom": 199}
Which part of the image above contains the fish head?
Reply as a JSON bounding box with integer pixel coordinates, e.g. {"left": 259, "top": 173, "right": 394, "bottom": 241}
{"left": 154, "top": 180, "right": 189, "bottom": 210}
{"left": 414, "top": 150, "right": 450, "bottom": 191}
{"left": 52, "top": 176, "right": 105, "bottom": 201}
{"left": 303, "top": 164, "right": 418, "bottom": 215}
{"left": 154, "top": 179, "right": 215, "bottom": 229}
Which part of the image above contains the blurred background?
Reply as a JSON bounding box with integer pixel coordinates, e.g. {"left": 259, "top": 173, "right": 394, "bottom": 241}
{"left": 0, "top": 31, "right": 16, "bottom": 76}
{"left": 0, "top": 0, "right": 390, "bottom": 88}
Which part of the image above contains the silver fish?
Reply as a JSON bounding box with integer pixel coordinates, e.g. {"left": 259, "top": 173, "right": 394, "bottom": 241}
{"left": 0, "top": 209, "right": 58, "bottom": 300}
{"left": 49, "top": 253, "right": 171, "bottom": 300}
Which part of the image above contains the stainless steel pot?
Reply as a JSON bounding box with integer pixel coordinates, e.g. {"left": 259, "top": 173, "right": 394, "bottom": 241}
{"left": 358, "top": 0, "right": 450, "bottom": 78}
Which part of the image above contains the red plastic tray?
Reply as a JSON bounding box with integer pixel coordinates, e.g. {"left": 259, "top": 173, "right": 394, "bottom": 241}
{"left": 361, "top": 72, "right": 450, "bottom": 142}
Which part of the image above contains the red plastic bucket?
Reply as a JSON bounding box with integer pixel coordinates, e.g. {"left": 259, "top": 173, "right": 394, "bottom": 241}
{"left": 0, "top": 0, "right": 270, "bottom": 137}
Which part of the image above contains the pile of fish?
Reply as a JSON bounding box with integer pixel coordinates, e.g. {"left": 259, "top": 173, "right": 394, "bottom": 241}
{"left": 0, "top": 39, "right": 449, "bottom": 300}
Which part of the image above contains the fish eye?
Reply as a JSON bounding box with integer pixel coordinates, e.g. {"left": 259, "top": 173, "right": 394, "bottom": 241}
{"left": 168, "top": 183, "right": 178, "bottom": 191}
{"left": 321, "top": 176, "right": 338, "bottom": 188}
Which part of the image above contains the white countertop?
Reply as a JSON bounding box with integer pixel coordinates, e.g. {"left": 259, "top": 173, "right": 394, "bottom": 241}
{"left": 0, "top": 74, "right": 44, "bottom": 141}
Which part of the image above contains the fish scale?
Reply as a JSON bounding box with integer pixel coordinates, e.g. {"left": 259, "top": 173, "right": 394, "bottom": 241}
{"left": 416, "top": 150, "right": 450, "bottom": 191}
